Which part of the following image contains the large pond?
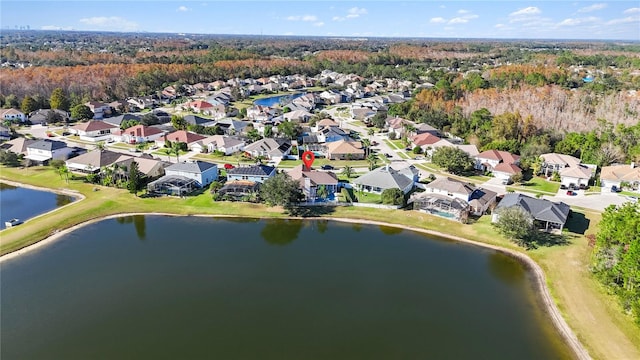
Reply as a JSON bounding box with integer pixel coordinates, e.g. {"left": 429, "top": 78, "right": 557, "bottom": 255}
{"left": 0, "top": 216, "right": 573, "bottom": 359}
{"left": 0, "top": 183, "right": 75, "bottom": 229}
{"left": 254, "top": 92, "right": 305, "bottom": 107}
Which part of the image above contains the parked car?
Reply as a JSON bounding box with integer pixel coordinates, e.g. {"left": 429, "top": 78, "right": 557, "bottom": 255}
{"left": 384, "top": 153, "right": 392, "bottom": 158}
{"left": 321, "top": 164, "right": 334, "bottom": 170}
{"left": 566, "top": 190, "right": 577, "bottom": 196}
{"left": 626, "top": 196, "right": 638, "bottom": 203}
{"left": 611, "top": 185, "right": 620, "bottom": 192}
{"left": 560, "top": 184, "right": 567, "bottom": 190}
{"left": 224, "top": 163, "right": 235, "bottom": 170}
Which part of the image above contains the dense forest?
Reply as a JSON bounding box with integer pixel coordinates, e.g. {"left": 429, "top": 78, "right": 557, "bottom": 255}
{"left": 1, "top": 31, "right": 639, "bottom": 135}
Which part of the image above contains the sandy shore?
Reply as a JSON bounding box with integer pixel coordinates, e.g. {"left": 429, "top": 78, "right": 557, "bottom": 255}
{"left": 0, "top": 210, "right": 591, "bottom": 359}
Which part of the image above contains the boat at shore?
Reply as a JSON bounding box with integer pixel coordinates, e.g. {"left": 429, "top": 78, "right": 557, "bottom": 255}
{"left": 4, "top": 218, "right": 23, "bottom": 228}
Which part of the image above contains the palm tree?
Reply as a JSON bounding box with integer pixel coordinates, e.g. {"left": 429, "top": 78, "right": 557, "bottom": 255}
{"left": 162, "top": 148, "right": 172, "bottom": 162}
{"left": 95, "top": 141, "right": 105, "bottom": 151}
{"left": 341, "top": 165, "right": 354, "bottom": 179}
{"left": 367, "top": 153, "right": 378, "bottom": 171}
{"left": 316, "top": 184, "right": 328, "bottom": 200}
{"left": 361, "top": 138, "right": 371, "bottom": 157}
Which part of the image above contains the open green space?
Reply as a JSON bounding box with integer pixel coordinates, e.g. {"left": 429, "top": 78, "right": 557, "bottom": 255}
{"left": 509, "top": 177, "right": 561, "bottom": 195}
{"left": 1, "top": 166, "right": 639, "bottom": 360}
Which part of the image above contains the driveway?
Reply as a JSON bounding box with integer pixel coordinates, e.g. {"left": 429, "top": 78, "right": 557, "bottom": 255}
{"left": 544, "top": 190, "right": 628, "bottom": 212}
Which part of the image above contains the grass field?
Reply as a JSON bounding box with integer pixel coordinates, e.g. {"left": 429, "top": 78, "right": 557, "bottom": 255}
{"left": 509, "top": 176, "right": 561, "bottom": 195}
{"left": 1, "top": 166, "right": 639, "bottom": 360}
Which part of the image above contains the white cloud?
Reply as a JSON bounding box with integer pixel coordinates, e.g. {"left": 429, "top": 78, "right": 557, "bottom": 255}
{"left": 457, "top": 9, "right": 470, "bottom": 14}
{"left": 333, "top": 7, "right": 367, "bottom": 21}
{"left": 510, "top": 6, "right": 541, "bottom": 17}
{"left": 286, "top": 15, "right": 318, "bottom": 22}
{"left": 430, "top": 17, "right": 446, "bottom": 24}
{"left": 41, "top": 25, "right": 74, "bottom": 31}
{"left": 177, "top": 6, "right": 190, "bottom": 12}
{"left": 606, "top": 15, "right": 640, "bottom": 25}
{"left": 449, "top": 14, "right": 478, "bottom": 24}
{"left": 494, "top": 24, "right": 506, "bottom": 28}
{"left": 313, "top": 22, "right": 324, "bottom": 27}
{"left": 558, "top": 17, "right": 599, "bottom": 26}
{"left": 78, "top": 16, "right": 139, "bottom": 31}
{"left": 578, "top": 3, "right": 607, "bottom": 13}
{"left": 346, "top": 7, "right": 367, "bottom": 19}
{"left": 624, "top": 8, "right": 640, "bottom": 14}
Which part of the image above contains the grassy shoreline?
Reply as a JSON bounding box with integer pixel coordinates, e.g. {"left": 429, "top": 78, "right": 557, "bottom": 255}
{"left": 1, "top": 166, "right": 639, "bottom": 359}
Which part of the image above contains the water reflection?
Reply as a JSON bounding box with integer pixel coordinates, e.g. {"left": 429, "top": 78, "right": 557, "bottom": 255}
{"left": 378, "top": 225, "right": 403, "bottom": 235}
{"left": 260, "top": 219, "right": 303, "bottom": 246}
{"left": 55, "top": 194, "right": 73, "bottom": 207}
{"left": 315, "top": 220, "right": 329, "bottom": 234}
{"left": 487, "top": 252, "right": 526, "bottom": 285}
{"left": 0, "top": 183, "right": 17, "bottom": 190}
{"left": 115, "top": 215, "right": 147, "bottom": 240}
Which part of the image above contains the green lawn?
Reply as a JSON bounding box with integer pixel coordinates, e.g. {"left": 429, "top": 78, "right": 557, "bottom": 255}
{"left": 620, "top": 190, "right": 640, "bottom": 197}
{"left": 509, "top": 177, "right": 560, "bottom": 195}
{"left": 354, "top": 191, "right": 382, "bottom": 204}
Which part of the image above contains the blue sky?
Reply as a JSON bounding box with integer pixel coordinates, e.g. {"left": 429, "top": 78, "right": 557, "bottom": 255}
{"left": 1, "top": 1, "right": 639, "bottom": 40}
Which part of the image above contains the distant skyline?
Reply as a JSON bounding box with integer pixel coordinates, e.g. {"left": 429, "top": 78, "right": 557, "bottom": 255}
{"left": 1, "top": 1, "right": 639, "bottom": 41}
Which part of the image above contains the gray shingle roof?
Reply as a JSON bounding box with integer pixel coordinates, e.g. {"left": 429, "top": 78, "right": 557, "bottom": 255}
{"left": 353, "top": 165, "right": 413, "bottom": 190}
{"left": 28, "top": 139, "right": 67, "bottom": 151}
{"left": 496, "top": 193, "right": 570, "bottom": 224}
{"left": 166, "top": 160, "right": 217, "bottom": 174}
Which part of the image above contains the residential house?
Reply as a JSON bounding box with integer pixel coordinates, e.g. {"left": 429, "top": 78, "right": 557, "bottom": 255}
{"left": 147, "top": 160, "right": 218, "bottom": 196}
{"left": 492, "top": 193, "right": 571, "bottom": 233}
{"left": 600, "top": 163, "right": 640, "bottom": 191}
{"left": 539, "top": 153, "right": 581, "bottom": 177}
{"left": 410, "top": 133, "right": 441, "bottom": 151}
{"left": 215, "top": 118, "right": 249, "bottom": 136}
{"left": 66, "top": 149, "right": 129, "bottom": 173}
{"left": 118, "top": 124, "right": 165, "bottom": 144}
{"left": 559, "top": 165, "right": 595, "bottom": 188}
{"left": 429, "top": 139, "right": 479, "bottom": 157}
{"left": 243, "top": 138, "right": 292, "bottom": 161}
{"left": 1, "top": 137, "right": 35, "bottom": 155}
{"left": 127, "top": 96, "right": 156, "bottom": 110}
{"left": 28, "top": 109, "right": 69, "bottom": 125}
{"left": 103, "top": 113, "right": 140, "bottom": 128}
{"left": 0, "top": 125, "right": 11, "bottom": 141}
{"left": 287, "top": 164, "right": 339, "bottom": 201}
{"left": 85, "top": 101, "right": 111, "bottom": 119}
{"left": 313, "top": 118, "right": 340, "bottom": 132}
{"left": 317, "top": 126, "right": 350, "bottom": 143}
{"left": 25, "top": 139, "right": 73, "bottom": 164}
{"left": 353, "top": 164, "right": 415, "bottom": 194}
{"left": 217, "top": 180, "right": 261, "bottom": 200}
{"left": 184, "top": 115, "right": 216, "bottom": 128}
{"left": 155, "top": 131, "right": 207, "bottom": 150}
{"left": 325, "top": 140, "right": 364, "bottom": 160}
{"left": 386, "top": 117, "right": 411, "bottom": 139}
{"left": 227, "top": 164, "right": 276, "bottom": 183}
{"left": 114, "top": 156, "right": 168, "bottom": 179}
{"left": 474, "top": 149, "right": 522, "bottom": 181}
{"left": 69, "top": 120, "right": 119, "bottom": 142}
{"left": 191, "top": 135, "right": 245, "bottom": 155}
{"left": 0, "top": 108, "right": 25, "bottom": 122}
{"left": 410, "top": 177, "right": 496, "bottom": 220}
{"left": 282, "top": 109, "right": 313, "bottom": 123}
{"left": 247, "top": 105, "right": 280, "bottom": 122}
{"left": 413, "top": 123, "right": 441, "bottom": 137}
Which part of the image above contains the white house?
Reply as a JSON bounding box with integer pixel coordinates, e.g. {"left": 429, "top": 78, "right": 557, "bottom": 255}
{"left": 85, "top": 101, "right": 111, "bottom": 119}
{"left": 69, "top": 120, "right": 119, "bottom": 142}
{"left": 474, "top": 149, "right": 522, "bottom": 181}
{"left": 0, "top": 108, "right": 26, "bottom": 122}
{"left": 164, "top": 161, "right": 218, "bottom": 187}
{"left": 559, "top": 164, "right": 595, "bottom": 188}
{"left": 25, "top": 139, "right": 73, "bottom": 164}
{"left": 191, "top": 135, "right": 245, "bottom": 155}
{"left": 243, "top": 138, "right": 291, "bottom": 161}
{"left": 599, "top": 163, "right": 640, "bottom": 191}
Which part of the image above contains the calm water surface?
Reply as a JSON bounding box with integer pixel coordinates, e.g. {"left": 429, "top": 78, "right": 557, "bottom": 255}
{"left": 254, "top": 92, "right": 305, "bottom": 107}
{"left": 0, "top": 216, "right": 573, "bottom": 359}
{"left": 0, "top": 183, "right": 75, "bottom": 229}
